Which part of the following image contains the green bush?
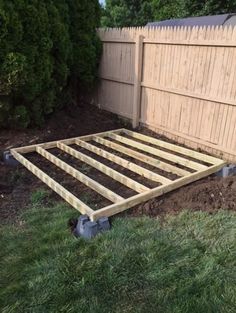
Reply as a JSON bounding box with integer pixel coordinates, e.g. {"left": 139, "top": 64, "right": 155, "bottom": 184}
{"left": 0, "top": 0, "right": 101, "bottom": 128}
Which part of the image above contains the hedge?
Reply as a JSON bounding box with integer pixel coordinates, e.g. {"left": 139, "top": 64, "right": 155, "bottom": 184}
{"left": 0, "top": 0, "right": 101, "bottom": 128}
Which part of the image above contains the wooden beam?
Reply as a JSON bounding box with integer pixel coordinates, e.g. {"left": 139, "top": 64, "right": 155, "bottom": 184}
{"left": 108, "top": 133, "right": 207, "bottom": 171}
{"left": 141, "top": 82, "right": 236, "bottom": 108}
{"left": 75, "top": 139, "right": 171, "bottom": 184}
{"left": 100, "top": 76, "right": 134, "bottom": 86}
{"left": 11, "top": 128, "right": 226, "bottom": 221}
{"left": 123, "top": 129, "right": 223, "bottom": 165}
{"left": 11, "top": 150, "right": 94, "bottom": 216}
{"left": 90, "top": 161, "right": 225, "bottom": 221}
{"left": 57, "top": 142, "right": 149, "bottom": 193}
{"left": 132, "top": 35, "right": 144, "bottom": 128}
{"left": 94, "top": 136, "right": 190, "bottom": 176}
{"left": 11, "top": 128, "right": 124, "bottom": 154}
{"left": 36, "top": 147, "right": 124, "bottom": 203}
{"left": 143, "top": 38, "right": 236, "bottom": 47}
{"left": 101, "top": 39, "right": 135, "bottom": 43}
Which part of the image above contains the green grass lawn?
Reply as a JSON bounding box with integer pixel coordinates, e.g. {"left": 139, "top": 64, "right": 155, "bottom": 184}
{"left": 1, "top": 190, "right": 236, "bottom": 313}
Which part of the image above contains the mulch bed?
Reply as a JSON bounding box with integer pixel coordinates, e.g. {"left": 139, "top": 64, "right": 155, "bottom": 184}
{"left": 1, "top": 102, "right": 236, "bottom": 224}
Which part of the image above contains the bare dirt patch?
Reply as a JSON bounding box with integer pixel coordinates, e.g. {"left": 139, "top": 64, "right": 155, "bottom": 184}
{"left": 125, "top": 175, "right": 236, "bottom": 219}
{"left": 0, "top": 102, "right": 124, "bottom": 223}
{"left": 1, "top": 103, "right": 235, "bottom": 224}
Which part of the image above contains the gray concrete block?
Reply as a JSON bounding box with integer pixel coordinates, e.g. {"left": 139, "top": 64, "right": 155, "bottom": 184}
{"left": 74, "top": 215, "right": 111, "bottom": 239}
{"left": 98, "top": 217, "right": 111, "bottom": 231}
{"left": 83, "top": 221, "right": 99, "bottom": 239}
{"left": 3, "top": 151, "right": 19, "bottom": 166}
{"left": 215, "top": 164, "right": 236, "bottom": 177}
{"left": 76, "top": 215, "right": 89, "bottom": 235}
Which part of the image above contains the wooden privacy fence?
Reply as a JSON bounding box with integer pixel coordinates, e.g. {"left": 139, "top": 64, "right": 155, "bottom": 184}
{"left": 92, "top": 26, "right": 236, "bottom": 162}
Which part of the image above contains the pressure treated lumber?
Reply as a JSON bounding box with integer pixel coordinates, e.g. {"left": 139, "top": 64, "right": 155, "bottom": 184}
{"left": 108, "top": 133, "right": 207, "bottom": 171}
{"left": 90, "top": 161, "right": 225, "bottom": 221}
{"left": 94, "top": 136, "right": 190, "bottom": 176}
{"left": 11, "top": 150, "right": 94, "bottom": 216}
{"left": 123, "top": 129, "right": 222, "bottom": 165}
{"left": 12, "top": 128, "right": 124, "bottom": 154}
{"left": 57, "top": 142, "right": 149, "bottom": 193}
{"left": 75, "top": 138, "right": 171, "bottom": 184}
{"left": 11, "top": 128, "right": 226, "bottom": 220}
{"left": 36, "top": 147, "right": 124, "bottom": 203}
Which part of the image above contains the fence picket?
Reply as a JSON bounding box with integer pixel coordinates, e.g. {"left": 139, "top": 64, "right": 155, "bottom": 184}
{"left": 94, "top": 26, "right": 236, "bottom": 162}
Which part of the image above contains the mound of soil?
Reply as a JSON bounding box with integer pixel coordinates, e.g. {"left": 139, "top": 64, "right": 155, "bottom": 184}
{"left": 127, "top": 175, "right": 236, "bottom": 218}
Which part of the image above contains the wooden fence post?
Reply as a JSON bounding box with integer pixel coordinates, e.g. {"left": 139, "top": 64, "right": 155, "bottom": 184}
{"left": 132, "top": 34, "right": 144, "bottom": 129}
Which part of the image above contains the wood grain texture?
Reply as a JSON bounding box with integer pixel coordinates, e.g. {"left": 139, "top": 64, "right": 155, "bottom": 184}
{"left": 132, "top": 35, "right": 144, "bottom": 128}
{"left": 94, "top": 136, "right": 190, "bottom": 176}
{"left": 57, "top": 142, "right": 149, "bottom": 193}
{"left": 76, "top": 138, "right": 171, "bottom": 184}
{"left": 36, "top": 147, "right": 124, "bottom": 203}
{"left": 93, "top": 26, "right": 236, "bottom": 162}
{"left": 108, "top": 133, "right": 207, "bottom": 171}
{"left": 11, "top": 150, "right": 94, "bottom": 216}
{"left": 11, "top": 129, "right": 225, "bottom": 220}
{"left": 91, "top": 161, "right": 225, "bottom": 221}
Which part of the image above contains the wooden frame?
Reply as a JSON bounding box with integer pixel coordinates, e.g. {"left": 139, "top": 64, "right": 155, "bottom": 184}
{"left": 11, "top": 129, "right": 225, "bottom": 221}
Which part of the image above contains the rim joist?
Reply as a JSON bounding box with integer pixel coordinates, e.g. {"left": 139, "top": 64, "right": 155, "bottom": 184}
{"left": 11, "top": 128, "right": 225, "bottom": 221}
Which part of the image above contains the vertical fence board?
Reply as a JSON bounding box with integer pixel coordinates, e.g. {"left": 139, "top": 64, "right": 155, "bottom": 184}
{"left": 92, "top": 27, "right": 236, "bottom": 162}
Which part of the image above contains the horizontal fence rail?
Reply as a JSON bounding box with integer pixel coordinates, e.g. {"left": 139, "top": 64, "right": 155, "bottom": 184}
{"left": 91, "top": 26, "right": 236, "bottom": 162}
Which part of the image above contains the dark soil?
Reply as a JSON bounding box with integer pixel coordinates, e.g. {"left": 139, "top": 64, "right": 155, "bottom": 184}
{"left": 1, "top": 102, "right": 236, "bottom": 224}
{"left": 0, "top": 102, "right": 125, "bottom": 224}
{"left": 126, "top": 175, "right": 236, "bottom": 218}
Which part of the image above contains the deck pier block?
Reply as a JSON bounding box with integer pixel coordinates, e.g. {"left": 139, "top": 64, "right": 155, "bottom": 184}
{"left": 77, "top": 215, "right": 90, "bottom": 235}
{"left": 75, "top": 215, "right": 111, "bottom": 239}
{"left": 84, "top": 221, "right": 99, "bottom": 239}
{"left": 3, "top": 151, "right": 19, "bottom": 166}
{"left": 215, "top": 164, "right": 236, "bottom": 177}
{"left": 98, "top": 217, "right": 111, "bottom": 231}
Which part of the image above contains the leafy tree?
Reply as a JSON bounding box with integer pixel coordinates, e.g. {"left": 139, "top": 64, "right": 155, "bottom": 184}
{"left": 184, "top": 0, "right": 236, "bottom": 16}
{"left": 0, "top": 0, "right": 101, "bottom": 128}
{"left": 101, "top": 0, "right": 154, "bottom": 27}
{"left": 152, "top": 0, "right": 188, "bottom": 21}
{"left": 102, "top": 0, "right": 236, "bottom": 27}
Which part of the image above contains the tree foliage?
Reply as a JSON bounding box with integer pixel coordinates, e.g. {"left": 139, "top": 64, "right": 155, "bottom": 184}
{"left": 102, "top": 0, "right": 236, "bottom": 27}
{"left": 101, "top": 0, "right": 153, "bottom": 27}
{"left": 0, "top": 0, "right": 101, "bottom": 128}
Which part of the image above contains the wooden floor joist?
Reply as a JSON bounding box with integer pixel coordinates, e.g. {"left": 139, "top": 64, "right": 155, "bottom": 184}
{"left": 57, "top": 142, "right": 149, "bottom": 193}
{"left": 107, "top": 133, "right": 208, "bottom": 171}
{"left": 11, "top": 128, "right": 225, "bottom": 220}
{"left": 75, "top": 139, "right": 171, "bottom": 184}
{"left": 93, "top": 136, "right": 190, "bottom": 176}
{"left": 36, "top": 147, "right": 124, "bottom": 203}
{"left": 11, "top": 149, "right": 94, "bottom": 216}
{"left": 123, "top": 129, "right": 222, "bottom": 165}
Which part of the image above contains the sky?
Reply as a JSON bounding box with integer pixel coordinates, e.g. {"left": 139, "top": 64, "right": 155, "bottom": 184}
{"left": 99, "top": 0, "right": 105, "bottom": 6}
